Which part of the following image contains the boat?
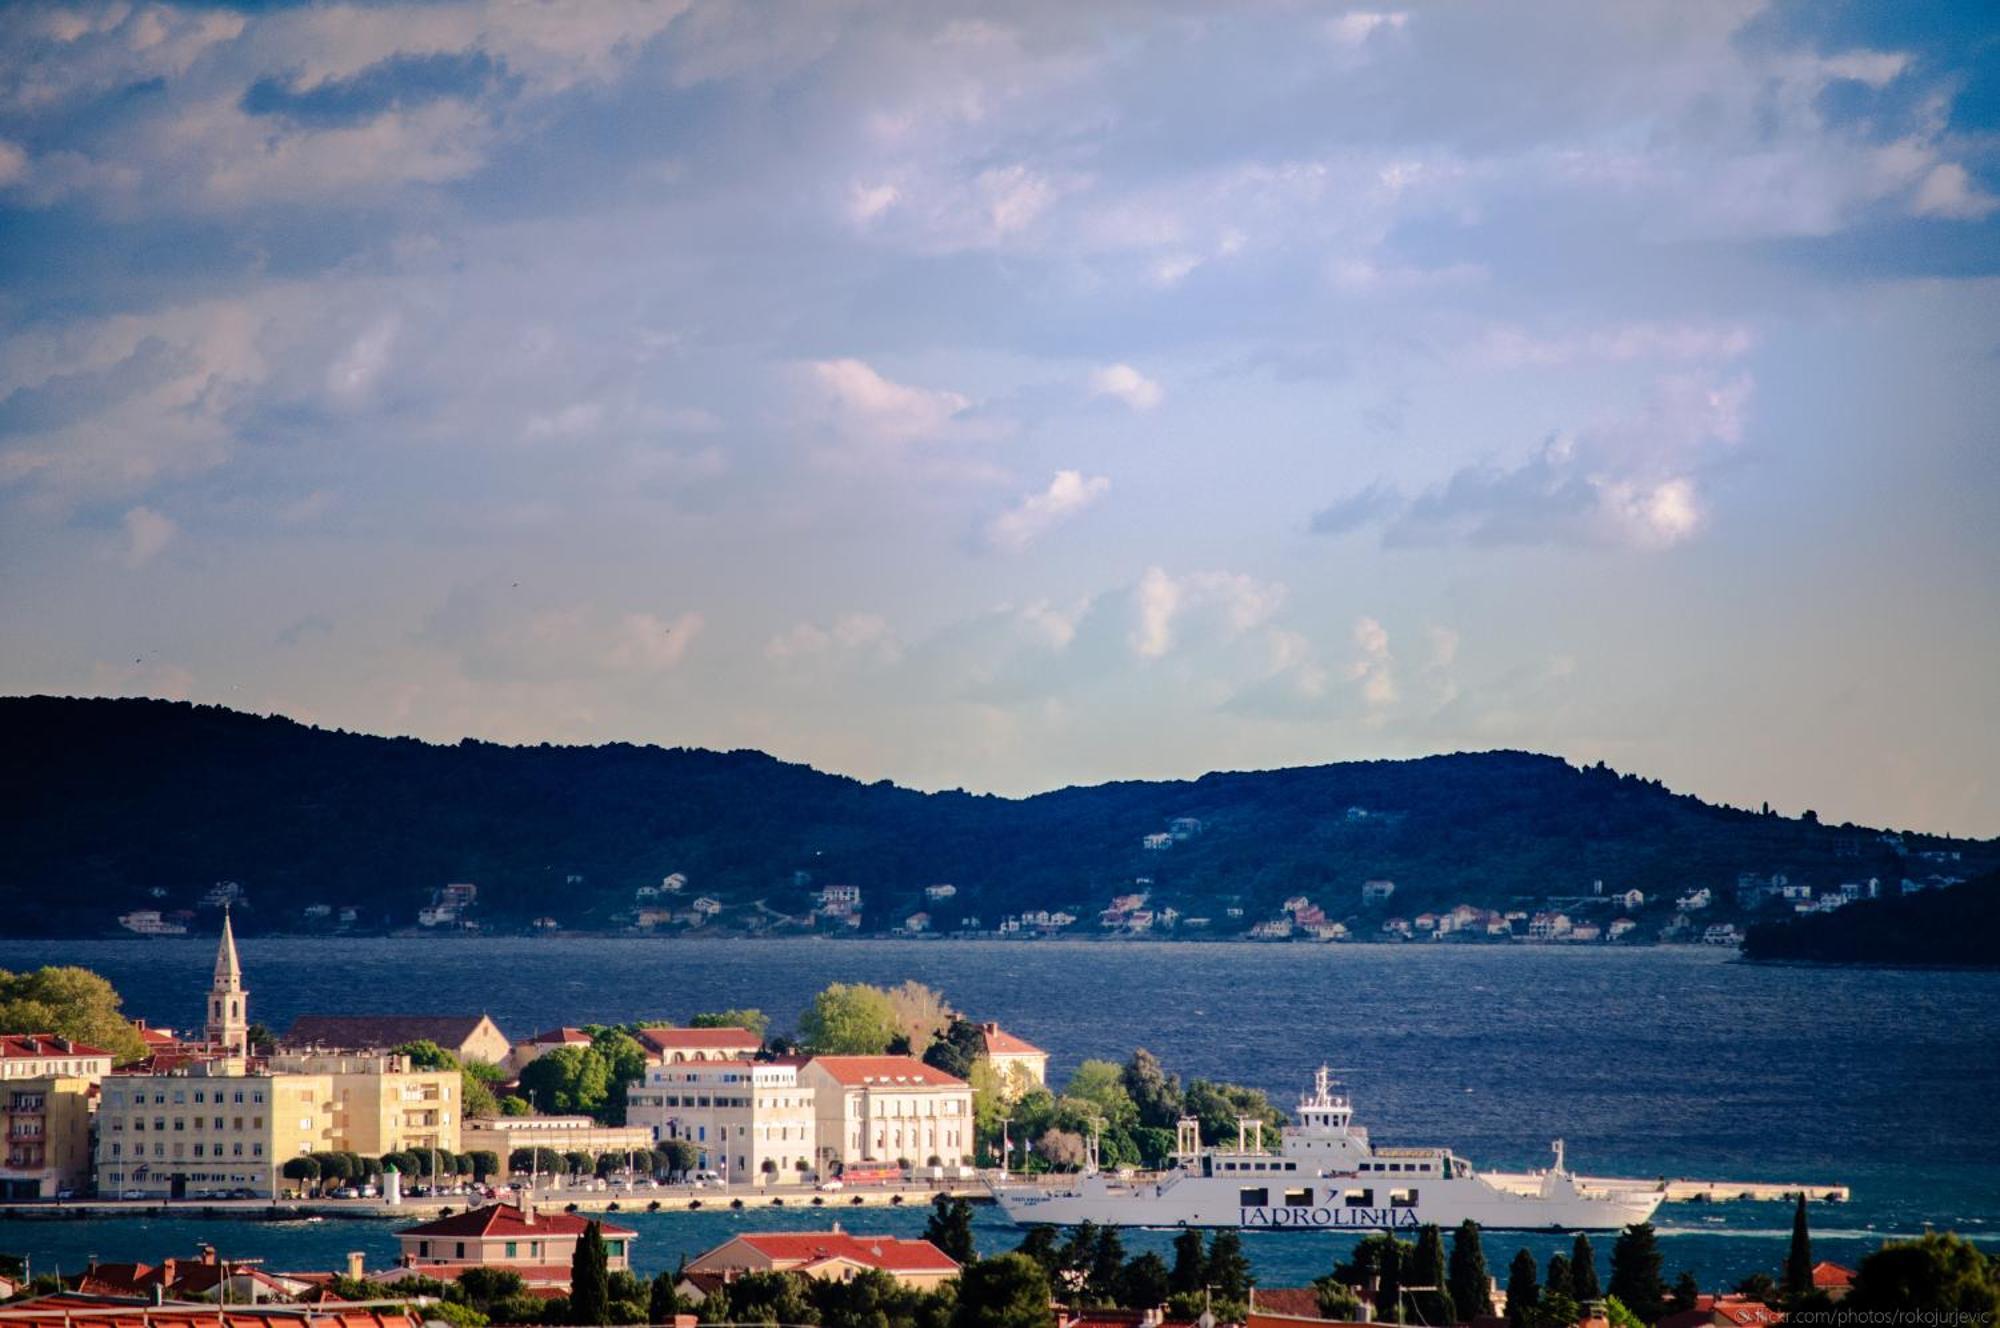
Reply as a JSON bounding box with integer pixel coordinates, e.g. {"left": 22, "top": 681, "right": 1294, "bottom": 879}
{"left": 990, "top": 1065, "right": 1666, "bottom": 1232}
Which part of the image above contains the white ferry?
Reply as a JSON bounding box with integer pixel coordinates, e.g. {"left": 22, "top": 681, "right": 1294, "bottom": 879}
{"left": 991, "top": 1066, "right": 1665, "bottom": 1232}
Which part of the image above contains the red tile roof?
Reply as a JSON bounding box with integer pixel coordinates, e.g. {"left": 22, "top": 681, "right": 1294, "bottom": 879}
{"left": 805, "top": 1055, "right": 966, "bottom": 1088}
{"left": 396, "top": 1203, "right": 634, "bottom": 1239}
{"left": 522, "top": 1028, "right": 594, "bottom": 1046}
{"left": 0, "top": 1294, "right": 419, "bottom": 1328}
{"left": 1248, "top": 1289, "right": 1326, "bottom": 1319}
{"left": 714, "top": 1231, "right": 958, "bottom": 1274}
{"left": 0, "top": 1033, "right": 113, "bottom": 1061}
{"left": 1811, "top": 1261, "right": 1854, "bottom": 1289}
{"left": 978, "top": 1024, "right": 1046, "bottom": 1057}
{"left": 283, "top": 1015, "right": 502, "bottom": 1052}
{"left": 636, "top": 1027, "right": 761, "bottom": 1054}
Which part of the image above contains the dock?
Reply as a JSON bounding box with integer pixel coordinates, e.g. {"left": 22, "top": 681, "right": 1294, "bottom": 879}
{"left": 1482, "top": 1172, "right": 1850, "bottom": 1204}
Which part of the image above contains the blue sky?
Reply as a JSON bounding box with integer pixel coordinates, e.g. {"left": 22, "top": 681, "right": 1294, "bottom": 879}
{"left": 1, "top": 1, "right": 1995, "bottom": 834}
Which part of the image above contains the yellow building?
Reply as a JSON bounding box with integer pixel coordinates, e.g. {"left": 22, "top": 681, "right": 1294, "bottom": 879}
{"left": 0, "top": 1076, "right": 96, "bottom": 1200}
{"left": 798, "top": 1056, "right": 973, "bottom": 1174}
{"left": 96, "top": 1053, "right": 460, "bottom": 1200}
{"left": 459, "top": 1115, "right": 657, "bottom": 1179}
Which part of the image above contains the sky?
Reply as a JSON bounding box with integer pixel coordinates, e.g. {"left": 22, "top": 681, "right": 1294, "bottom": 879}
{"left": 1, "top": 2, "right": 1996, "bottom": 836}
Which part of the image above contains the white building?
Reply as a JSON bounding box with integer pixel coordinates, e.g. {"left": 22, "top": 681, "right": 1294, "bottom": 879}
{"left": 0, "top": 1035, "right": 114, "bottom": 1083}
{"left": 924, "top": 884, "right": 957, "bottom": 901}
{"left": 798, "top": 1056, "right": 973, "bottom": 1174}
{"left": 626, "top": 1060, "right": 817, "bottom": 1185}
{"left": 1361, "top": 880, "right": 1397, "bottom": 904}
{"left": 1676, "top": 887, "right": 1713, "bottom": 911}
{"left": 1140, "top": 833, "right": 1173, "bottom": 850}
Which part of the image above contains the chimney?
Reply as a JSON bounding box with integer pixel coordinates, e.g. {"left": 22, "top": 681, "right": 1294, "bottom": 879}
{"left": 522, "top": 1195, "right": 535, "bottom": 1226}
{"left": 346, "top": 1252, "right": 366, "bottom": 1282}
{"left": 199, "top": 1245, "right": 218, "bottom": 1266}
{"left": 162, "top": 1258, "right": 177, "bottom": 1286}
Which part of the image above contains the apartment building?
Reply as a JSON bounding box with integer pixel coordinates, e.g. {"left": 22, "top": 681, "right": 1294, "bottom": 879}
{"left": 0, "top": 1076, "right": 96, "bottom": 1200}
{"left": 798, "top": 1056, "right": 973, "bottom": 1174}
{"left": 626, "top": 1059, "right": 817, "bottom": 1184}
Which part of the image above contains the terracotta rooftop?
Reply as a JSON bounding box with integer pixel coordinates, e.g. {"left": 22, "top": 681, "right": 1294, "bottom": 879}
{"left": 1811, "top": 1260, "right": 1854, "bottom": 1289}
{"left": 521, "top": 1028, "right": 595, "bottom": 1046}
{"left": 805, "top": 1055, "right": 966, "bottom": 1088}
{"left": 712, "top": 1231, "right": 958, "bottom": 1273}
{"left": 0, "top": 1294, "right": 419, "bottom": 1328}
{"left": 636, "top": 1027, "right": 762, "bottom": 1054}
{"left": 396, "top": 1202, "right": 635, "bottom": 1240}
{"left": 0, "top": 1033, "right": 113, "bottom": 1061}
{"left": 1248, "top": 1289, "right": 1326, "bottom": 1319}
{"left": 283, "top": 1015, "right": 500, "bottom": 1051}
{"left": 977, "top": 1023, "right": 1046, "bottom": 1057}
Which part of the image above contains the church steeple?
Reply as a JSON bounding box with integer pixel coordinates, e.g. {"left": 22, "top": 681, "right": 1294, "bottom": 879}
{"left": 206, "top": 908, "right": 249, "bottom": 1056}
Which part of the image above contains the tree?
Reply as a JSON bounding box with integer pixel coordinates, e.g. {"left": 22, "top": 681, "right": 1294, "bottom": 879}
{"left": 245, "top": 1022, "right": 277, "bottom": 1055}
{"left": 1845, "top": 1232, "right": 2000, "bottom": 1315}
{"left": 394, "top": 1039, "right": 459, "bottom": 1070}
{"left": 520, "top": 1046, "right": 612, "bottom": 1117}
{"left": 885, "top": 981, "right": 953, "bottom": 1054}
{"left": 0, "top": 966, "right": 147, "bottom": 1063}
{"left": 1205, "top": 1231, "right": 1250, "bottom": 1303}
{"left": 799, "top": 984, "right": 902, "bottom": 1055}
{"left": 458, "top": 1268, "right": 527, "bottom": 1311}
{"left": 659, "top": 1139, "right": 698, "bottom": 1178}
{"left": 1545, "top": 1254, "right": 1572, "bottom": 1306}
{"left": 924, "top": 1195, "right": 977, "bottom": 1266}
{"left": 1608, "top": 1222, "right": 1666, "bottom": 1323}
{"left": 281, "top": 1156, "right": 320, "bottom": 1190}
{"left": 647, "top": 1272, "right": 681, "bottom": 1326}
{"left": 951, "top": 1255, "right": 1055, "bottom": 1328}
{"left": 1505, "top": 1249, "right": 1540, "bottom": 1328}
{"left": 466, "top": 1151, "right": 501, "bottom": 1181}
{"left": 1179, "top": 1080, "right": 1284, "bottom": 1148}
{"left": 1035, "top": 1129, "right": 1086, "bottom": 1170}
{"left": 1785, "top": 1193, "right": 1813, "bottom": 1298}
{"left": 1083, "top": 1225, "right": 1126, "bottom": 1307}
{"left": 1015, "top": 1227, "right": 1063, "bottom": 1285}
{"left": 589, "top": 1029, "right": 651, "bottom": 1125}
{"left": 1064, "top": 1062, "right": 1139, "bottom": 1133}
{"left": 1531, "top": 1289, "right": 1581, "bottom": 1328}
{"left": 1571, "top": 1233, "right": 1600, "bottom": 1301}
{"left": 1117, "top": 1253, "right": 1170, "bottom": 1311}
{"left": 500, "top": 1095, "right": 532, "bottom": 1116}
{"left": 1168, "top": 1230, "right": 1205, "bottom": 1298}
{"left": 924, "top": 1018, "right": 987, "bottom": 1080}
{"left": 1120, "top": 1050, "right": 1182, "bottom": 1130}
{"left": 569, "top": 1221, "right": 611, "bottom": 1326}
{"left": 691, "top": 1009, "right": 771, "bottom": 1039}
{"left": 718, "top": 1270, "right": 817, "bottom": 1327}
{"left": 1666, "top": 1271, "right": 1700, "bottom": 1313}
{"left": 1409, "top": 1223, "right": 1454, "bottom": 1326}
{"left": 1602, "top": 1297, "right": 1645, "bottom": 1328}
{"left": 1375, "top": 1237, "right": 1403, "bottom": 1321}
{"left": 1449, "top": 1221, "right": 1491, "bottom": 1320}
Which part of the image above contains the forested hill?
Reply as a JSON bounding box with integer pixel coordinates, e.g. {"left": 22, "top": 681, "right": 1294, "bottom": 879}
{"left": 2, "top": 695, "right": 1992, "bottom": 938}
{"left": 1741, "top": 869, "right": 2000, "bottom": 967}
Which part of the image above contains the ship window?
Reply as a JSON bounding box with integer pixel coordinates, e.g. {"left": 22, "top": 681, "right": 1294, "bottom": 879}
{"left": 1390, "top": 1188, "right": 1417, "bottom": 1208}
{"left": 1284, "top": 1188, "right": 1313, "bottom": 1207}
{"left": 1344, "top": 1188, "right": 1374, "bottom": 1207}
{"left": 1286, "top": 1163, "right": 1297, "bottom": 1171}
{"left": 1238, "top": 1187, "right": 1268, "bottom": 1207}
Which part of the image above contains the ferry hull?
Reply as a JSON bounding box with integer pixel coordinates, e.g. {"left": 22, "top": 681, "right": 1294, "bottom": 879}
{"left": 993, "top": 1179, "right": 1664, "bottom": 1233}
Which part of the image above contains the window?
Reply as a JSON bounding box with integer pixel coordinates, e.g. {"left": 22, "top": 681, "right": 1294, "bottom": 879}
{"left": 506, "top": 1242, "right": 517, "bottom": 1258}
{"left": 1344, "top": 1188, "right": 1374, "bottom": 1207}
{"left": 1390, "top": 1189, "right": 1417, "bottom": 1208}
{"left": 1284, "top": 1188, "right": 1314, "bottom": 1207}
{"left": 1237, "top": 1186, "right": 1269, "bottom": 1207}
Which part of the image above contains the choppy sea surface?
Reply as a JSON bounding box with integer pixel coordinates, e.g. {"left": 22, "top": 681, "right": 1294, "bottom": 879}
{"left": 1, "top": 937, "right": 1995, "bottom": 1290}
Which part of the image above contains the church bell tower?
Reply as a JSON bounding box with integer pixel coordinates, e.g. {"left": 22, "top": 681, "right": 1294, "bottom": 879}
{"left": 206, "top": 909, "right": 250, "bottom": 1056}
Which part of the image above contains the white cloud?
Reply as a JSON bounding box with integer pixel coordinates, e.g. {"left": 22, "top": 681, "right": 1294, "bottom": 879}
{"left": 1911, "top": 163, "right": 1999, "bottom": 220}
{"left": 987, "top": 469, "right": 1110, "bottom": 553}
{"left": 805, "top": 358, "right": 974, "bottom": 446}
{"left": 121, "top": 505, "right": 176, "bottom": 567}
{"left": 1347, "top": 615, "right": 1397, "bottom": 708}
{"left": 1089, "top": 363, "right": 1163, "bottom": 411}
{"left": 1325, "top": 11, "right": 1409, "bottom": 49}
{"left": 326, "top": 316, "right": 401, "bottom": 404}
{"left": 766, "top": 612, "right": 902, "bottom": 666}
{"left": 606, "top": 611, "right": 704, "bottom": 672}
{"left": 1129, "top": 567, "right": 1286, "bottom": 659}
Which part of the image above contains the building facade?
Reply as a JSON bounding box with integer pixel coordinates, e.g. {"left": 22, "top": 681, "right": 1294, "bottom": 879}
{"left": 395, "top": 1202, "right": 635, "bottom": 1288}
{"left": 206, "top": 912, "right": 250, "bottom": 1057}
{"left": 460, "top": 1115, "right": 657, "bottom": 1178}
{"left": 797, "top": 1056, "right": 973, "bottom": 1174}
{"left": 626, "top": 1060, "right": 817, "bottom": 1184}
{"left": 684, "top": 1228, "right": 959, "bottom": 1292}
{"left": 635, "top": 1026, "right": 762, "bottom": 1064}
{"left": 96, "top": 1053, "right": 459, "bottom": 1199}
{"left": 0, "top": 1076, "right": 96, "bottom": 1200}
{"left": 975, "top": 1023, "right": 1047, "bottom": 1099}
{"left": 0, "top": 1034, "right": 115, "bottom": 1082}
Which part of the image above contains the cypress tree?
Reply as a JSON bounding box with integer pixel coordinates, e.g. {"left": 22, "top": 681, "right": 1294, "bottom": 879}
{"left": 1376, "top": 1239, "right": 1403, "bottom": 1322}
{"left": 1571, "top": 1233, "right": 1601, "bottom": 1301}
{"left": 1546, "top": 1253, "right": 1572, "bottom": 1304}
{"left": 1504, "top": 1250, "right": 1540, "bottom": 1328}
{"left": 1785, "top": 1194, "right": 1814, "bottom": 1298}
{"left": 1448, "top": 1221, "right": 1491, "bottom": 1321}
{"left": 1206, "top": 1231, "right": 1251, "bottom": 1303}
{"left": 1169, "top": 1229, "right": 1206, "bottom": 1297}
{"left": 1608, "top": 1222, "right": 1666, "bottom": 1323}
{"left": 570, "top": 1220, "right": 611, "bottom": 1326}
{"left": 647, "top": 1271, "right": 679, "bottom": 1325}
{"left": 1409, "top": 1225, "right": 1454, "bottom": 1325}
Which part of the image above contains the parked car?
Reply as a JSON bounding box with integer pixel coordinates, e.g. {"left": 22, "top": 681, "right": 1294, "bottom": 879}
{"left": 121, "top": 1189, "right": 146, "bottom": 1199}
{"left": 816, "top": 1178, "right": 845, "bottom": 1191}
{"left": 333, "top": 1186, "right": 361, "bottom": 1199}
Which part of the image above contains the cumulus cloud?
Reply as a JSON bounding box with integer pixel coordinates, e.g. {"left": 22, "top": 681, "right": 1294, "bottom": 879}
{"left": 1347, "top": 615, "right": 1397, "bottom": 708}
{"left": 1089, "top": 363, "right": 1163, "bottom": 411}
{"left": 766, "top": 612, "right": 902, "bottom": 666}
{"left": 121, "top": 505, "right": 177, "bottom": 567}
{"left": 1129, "top": 567, "right": 1286, "bottom": 659}
{"left": 986, "top": 469, "right": 1110, "bottom": 552}
{"left": 804, "top": 358, "right": 976, "bottom": 447}
{"left": 605, "top": 611, "right": 704, "bottom": 672}
{"left": 1325, "top": 11, "right": 1409, "bottom": 49}
{"left": 1911, "top": 163, "right": 1999, "bottom": 220}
